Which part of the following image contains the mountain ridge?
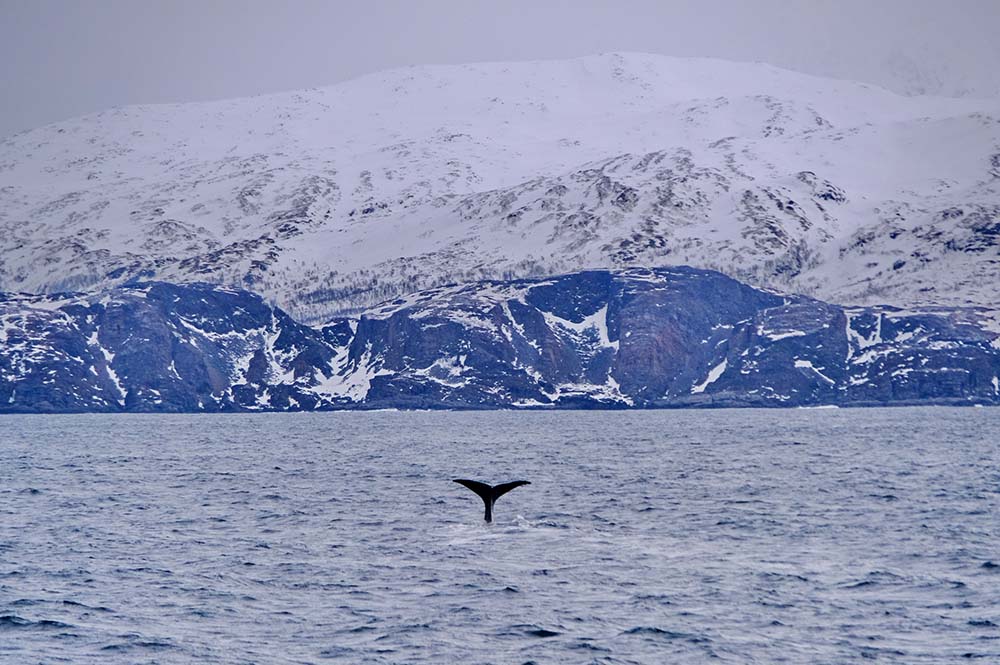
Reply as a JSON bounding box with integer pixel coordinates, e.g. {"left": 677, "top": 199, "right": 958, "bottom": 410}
{"left": 1, "top": 52, "right": 998, "bottom": 322}
{"left": 2, "top": 267, "right": 998, "bottom": 413}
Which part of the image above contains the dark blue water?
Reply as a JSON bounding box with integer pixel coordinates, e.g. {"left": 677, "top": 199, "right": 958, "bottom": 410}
{"left": 1, "top": 408, "right": 999, "bottom": 664}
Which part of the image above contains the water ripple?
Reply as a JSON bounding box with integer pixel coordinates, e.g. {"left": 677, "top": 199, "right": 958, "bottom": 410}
{"left": 0, "top": 408, "right": 998, "bottom": 663}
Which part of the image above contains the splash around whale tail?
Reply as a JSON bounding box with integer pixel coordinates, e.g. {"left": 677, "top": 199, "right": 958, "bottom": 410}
{"left": 453, "top": 479, "right": 530, "bottom": 523}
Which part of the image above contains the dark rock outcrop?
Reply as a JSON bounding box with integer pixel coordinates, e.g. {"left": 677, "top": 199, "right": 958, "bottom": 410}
{"left": 2, "top": 268, "right": 999, "bottom": 412}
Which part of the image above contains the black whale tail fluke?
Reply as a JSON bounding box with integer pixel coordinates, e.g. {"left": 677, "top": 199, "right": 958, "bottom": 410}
{"left": 453, "top": 479, "right": 530, "bottom": 523}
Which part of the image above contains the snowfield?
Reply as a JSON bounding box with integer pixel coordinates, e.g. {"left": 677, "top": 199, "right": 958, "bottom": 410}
{"left": 1, "top": 52, "right": 997, "bottom": 322}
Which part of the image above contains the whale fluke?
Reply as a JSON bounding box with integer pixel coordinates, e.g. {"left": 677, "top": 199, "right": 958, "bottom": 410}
{"left": 453, "top": 479, "right": 530, "bottom": 523}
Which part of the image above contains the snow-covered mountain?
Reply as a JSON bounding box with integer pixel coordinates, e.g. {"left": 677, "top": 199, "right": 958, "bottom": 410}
{"left": 1, "top": 53, "right": 998, "bottom": 322}
{"left": 3, "top": 268, "right": 999, "bottom": 413}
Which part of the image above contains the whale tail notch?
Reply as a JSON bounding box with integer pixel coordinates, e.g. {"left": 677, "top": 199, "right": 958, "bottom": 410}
{"left": 453, "top": 479, "right": 530, "bottom": 523}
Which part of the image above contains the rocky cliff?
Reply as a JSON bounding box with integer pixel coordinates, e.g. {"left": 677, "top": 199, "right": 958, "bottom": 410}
{"left": 3, "top": 268, "right": 998, "bottom": 412}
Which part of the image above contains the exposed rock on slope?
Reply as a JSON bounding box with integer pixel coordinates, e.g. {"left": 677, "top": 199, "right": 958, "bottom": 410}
{"left": 1, "top": 53, "right": 998, "bottom": 321}
{"left": 3, "top": 268, "right": 998, "bottom": 413}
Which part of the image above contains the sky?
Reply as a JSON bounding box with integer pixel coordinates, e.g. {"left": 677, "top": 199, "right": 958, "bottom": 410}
{"left": 2, "top": 0, "right": 999, "bottom": 138}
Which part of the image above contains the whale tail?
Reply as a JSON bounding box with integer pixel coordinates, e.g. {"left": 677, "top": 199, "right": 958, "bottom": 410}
{"left": 453, "top": 479, "right": 530, "bottom": 523}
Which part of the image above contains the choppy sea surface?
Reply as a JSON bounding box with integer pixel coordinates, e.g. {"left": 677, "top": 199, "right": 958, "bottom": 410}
{"left": 1, "top": 408, "right": 999, "bottom": 664}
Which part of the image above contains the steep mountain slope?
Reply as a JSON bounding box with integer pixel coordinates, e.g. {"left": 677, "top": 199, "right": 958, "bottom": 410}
{"left": 3, "top": 268, "right": 999, "bottom": 413}
{"left": 1, "top": 53, "right": 998, "bottom": 321}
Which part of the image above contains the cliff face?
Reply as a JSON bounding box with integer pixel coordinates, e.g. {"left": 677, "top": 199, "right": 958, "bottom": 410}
{"left": 0, "top": 283, "right": 334, "bottom": 413}
{"left": 3, "top": 267, "right": 999, "bottom": 413}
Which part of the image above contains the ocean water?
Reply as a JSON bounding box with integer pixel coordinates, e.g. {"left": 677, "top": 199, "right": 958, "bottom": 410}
{"left": 1, "top": 408, "right": 998, "bottom": 664}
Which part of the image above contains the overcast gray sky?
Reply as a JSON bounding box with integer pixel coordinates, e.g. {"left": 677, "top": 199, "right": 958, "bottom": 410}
{"left": 2, "top": 0, "right": 999, "bottom": 138}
